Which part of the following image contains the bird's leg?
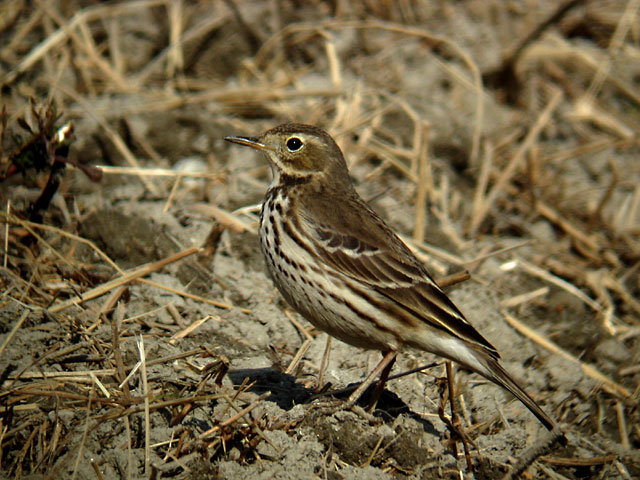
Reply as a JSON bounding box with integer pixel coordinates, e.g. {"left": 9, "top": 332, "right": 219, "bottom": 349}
{"left": 315, "top": 337, "right": 332, "bottom": 393}
{"left": 366, "top": 352, "right": 397, "bottom": 412}
{"left": 447, "top": 361, "right": 473, "bottom": 472}
{"left": 310, "top": 357, "right": 436, "bottom": 403}
{"left": 343, "top": 350, "right": 398, "bottom": 410}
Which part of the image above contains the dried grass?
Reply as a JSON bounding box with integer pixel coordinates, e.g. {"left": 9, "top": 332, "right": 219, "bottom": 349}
{"left": 1, "top": 0, "right": 639, "bottom": 478}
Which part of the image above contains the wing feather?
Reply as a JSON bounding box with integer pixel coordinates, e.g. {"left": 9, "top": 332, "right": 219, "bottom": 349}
{"left": 297, "top": 193, "right": 498, "bottom": 356}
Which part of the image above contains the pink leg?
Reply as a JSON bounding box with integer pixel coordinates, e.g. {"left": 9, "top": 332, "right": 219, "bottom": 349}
{"left": 366, "top": 352, "right": 397, "bottom": 411}
{"left": 343, "top": 351, "right": 398, "bottom": 409}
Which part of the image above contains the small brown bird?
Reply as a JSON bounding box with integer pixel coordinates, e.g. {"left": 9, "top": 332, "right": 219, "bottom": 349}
{"left": 225, "top": 123, "right": 557, "bottom": 431}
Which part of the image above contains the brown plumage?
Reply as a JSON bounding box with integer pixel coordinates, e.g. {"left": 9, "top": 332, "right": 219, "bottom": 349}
{"left": 225, "top": 123, "right": 558, "bottom": 431}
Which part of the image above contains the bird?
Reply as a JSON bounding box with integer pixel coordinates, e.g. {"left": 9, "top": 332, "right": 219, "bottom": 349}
{"left": 225, "top": 123, "right": 558, "bottom": 431}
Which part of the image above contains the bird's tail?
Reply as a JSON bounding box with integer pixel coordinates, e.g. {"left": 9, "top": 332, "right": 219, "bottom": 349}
{"left": 472, "top": 351, "right": 557, "bottom": 432}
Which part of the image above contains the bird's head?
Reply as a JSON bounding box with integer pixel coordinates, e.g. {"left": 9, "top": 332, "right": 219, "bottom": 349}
{"left": 225, "top": 123, "right": 350, "bottom": 185}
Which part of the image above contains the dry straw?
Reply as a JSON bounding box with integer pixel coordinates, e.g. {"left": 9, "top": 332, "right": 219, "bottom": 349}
{"left": 1, "top": 0, "right": 639, "bottom": 478}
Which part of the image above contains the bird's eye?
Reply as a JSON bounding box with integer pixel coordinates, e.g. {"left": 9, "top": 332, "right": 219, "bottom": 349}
{"left": 286, "top": 137, "right": 303, "bottom": 151}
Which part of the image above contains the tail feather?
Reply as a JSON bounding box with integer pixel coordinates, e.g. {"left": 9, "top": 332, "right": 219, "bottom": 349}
{"left": 477, "top": 353, "right": 556, "bottom": 431}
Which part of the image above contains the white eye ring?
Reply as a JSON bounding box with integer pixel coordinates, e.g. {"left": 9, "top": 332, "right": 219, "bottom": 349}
{"left": 286, "top": 137, "right": 303, "bottom": 151}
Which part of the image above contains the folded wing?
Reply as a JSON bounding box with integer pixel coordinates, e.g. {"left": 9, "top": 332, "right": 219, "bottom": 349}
{"left": 297, "top": 193, "right": 499, "bottom": 357}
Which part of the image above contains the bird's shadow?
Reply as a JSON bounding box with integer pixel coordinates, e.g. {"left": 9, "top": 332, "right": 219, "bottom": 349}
{"left": 227, "top": 367, "right": 439, "bottom": 436}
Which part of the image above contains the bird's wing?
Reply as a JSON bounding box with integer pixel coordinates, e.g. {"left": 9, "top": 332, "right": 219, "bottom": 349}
{"left": 297, "top": 192, "right": 498, "bottom": 356}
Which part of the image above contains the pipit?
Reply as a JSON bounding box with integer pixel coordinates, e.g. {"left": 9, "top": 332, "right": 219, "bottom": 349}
{"left": 225, "top": 123, "right": 557, "bottom": 431}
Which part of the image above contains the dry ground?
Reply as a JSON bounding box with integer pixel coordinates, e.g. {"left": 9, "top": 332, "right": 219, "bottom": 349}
{"left": 1, "top": 1, "right": 639, "bottom": 479}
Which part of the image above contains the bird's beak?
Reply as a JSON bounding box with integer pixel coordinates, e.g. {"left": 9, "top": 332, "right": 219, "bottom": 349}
{"left": 224, "top": 136, "right": 270, "bottom": 152}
